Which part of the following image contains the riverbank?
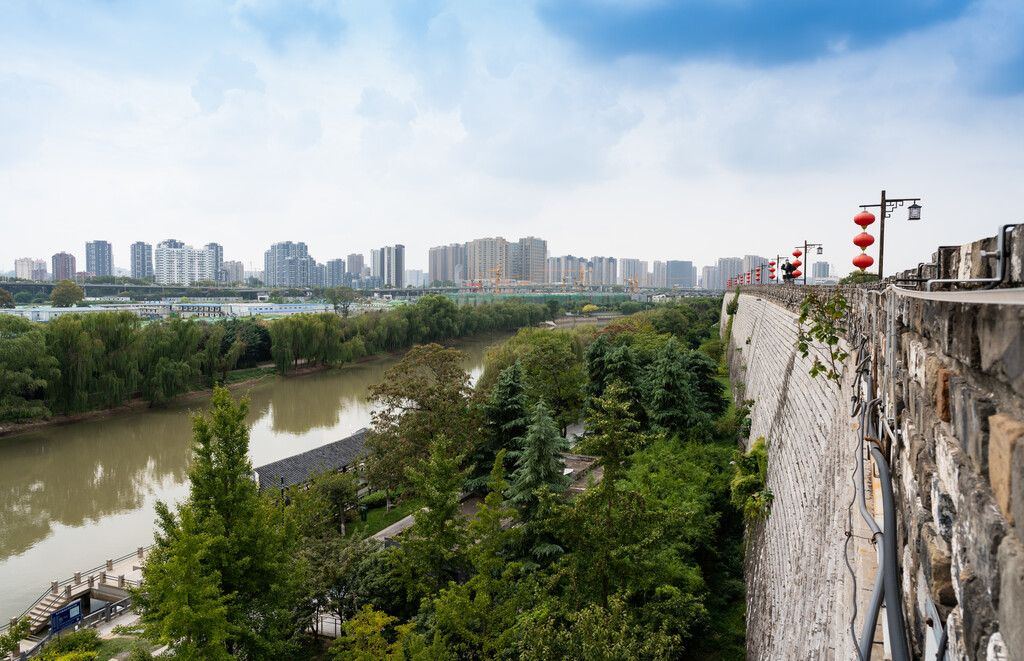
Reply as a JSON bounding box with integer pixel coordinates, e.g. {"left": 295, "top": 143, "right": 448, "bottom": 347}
{"left": 0, "top": 330, "right": 518, "bottom": 440}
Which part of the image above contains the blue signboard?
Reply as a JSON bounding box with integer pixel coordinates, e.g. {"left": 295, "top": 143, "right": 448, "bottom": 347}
{"left": 50, "top": 600, "right": 83, "bottom": 634}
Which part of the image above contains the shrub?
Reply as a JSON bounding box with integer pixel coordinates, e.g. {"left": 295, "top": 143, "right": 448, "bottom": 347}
{"left": 730, "top": 437, "right": 772, "bottom": 523}
{"left": 359, "top": 491, "right": 389, "bottom": 509}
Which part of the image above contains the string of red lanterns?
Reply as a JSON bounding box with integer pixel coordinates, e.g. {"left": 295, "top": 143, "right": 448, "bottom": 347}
{"left": 853, "top": 210, "right": 876, "bottom": 271}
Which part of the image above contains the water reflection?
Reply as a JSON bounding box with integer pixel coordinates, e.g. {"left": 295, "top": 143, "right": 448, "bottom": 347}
{"left": 0, "top": 334, "right": 504, "bottom": 620}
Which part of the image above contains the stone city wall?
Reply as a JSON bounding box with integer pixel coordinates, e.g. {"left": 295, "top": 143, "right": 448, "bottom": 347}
{"left": 724, "top": 224, "right": 1024, "bottom": 660}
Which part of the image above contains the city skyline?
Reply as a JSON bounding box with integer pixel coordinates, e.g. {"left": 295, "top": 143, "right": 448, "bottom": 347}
{"left": 2, "top": 3, "right": 1022, "bottom": 279}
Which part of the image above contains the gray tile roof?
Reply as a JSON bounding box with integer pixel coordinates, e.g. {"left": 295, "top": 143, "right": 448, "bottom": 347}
{"left": 254, "top": 428, "right": 368, "bottom": 492}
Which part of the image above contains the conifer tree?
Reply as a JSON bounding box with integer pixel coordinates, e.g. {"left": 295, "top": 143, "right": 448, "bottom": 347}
{"left": 506, "top": 401, "right": 570, "bottom": 521}
{"left": 468, "top": 361, "right": 530, "bottom": 493}
{"left": 647, "top": 337, "right": 707, "bottom": 437}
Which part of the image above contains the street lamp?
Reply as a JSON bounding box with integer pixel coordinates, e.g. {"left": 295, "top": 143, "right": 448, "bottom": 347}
{"left": 795, "top": 242, "right": 824, "bottom": 285}
{"left": 858, "top": 189, "right": 921, "bottom": 278}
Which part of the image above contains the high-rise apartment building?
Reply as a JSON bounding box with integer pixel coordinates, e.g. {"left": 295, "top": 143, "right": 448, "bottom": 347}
{"left": 651, "top": 261, "right": 667, "bottom": 288}
{"left": 14, "top": 258, "right": 33, "bottom": 280}
{"left": 716, "top": 257, "right": 743, "bottom": 286}
{"left": 811, "top": 261, "right": 830, "bottom": 283}
{"left": 52, "top": 252, "right": 76, "bottom": 281}
{"left": 466, "top": 237, "right": 511, "bottom": 282}
{"left": 155, "top": 241, "right": 215, "bottom": 285}
{"left": 130, "top": 242, "right": 154, "bottom": 280}
{"left": 264, "top": 241, "right": 317, "bottom": 288}
{"left": 742, "top": 255, "right": 769, "bottom": 277}
{"left": 31, "top": 260, "right": 48, "bottom": 281}
{"left": 384, "top": 245, "right": 405, "bottom": 288}
{"left": 86, "top": 240, "right": 113, "bottom": 276}
{"left": 701, "top": 265, "right": 718, "bottom": 290}
{"left": 590, "top": 256, "right": 617, "bottom": 286}
{"left": 619, "top": 258, "right": 645, "bottom": 287}
{"left": 428, "top": 243, "right": 467, "bottom": 284}
{"left": 347, "top": 253, "right": 364, "bottom": 276}
{"left": 324, "top": 258, "right": 346, "bottom": 288}
{"left": 223, "top": 261, "right": 245, "bottom": 283}
{"left": 204, "top": 243, "right": 224, "bottom": 282}
{"left": 514, "top": 236, "right": 547, "bottom": 283}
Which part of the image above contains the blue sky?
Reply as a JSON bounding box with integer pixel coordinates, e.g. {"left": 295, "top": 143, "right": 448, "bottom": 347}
{"left": 2, "top": 0, "right": 1023, "bottom": 277}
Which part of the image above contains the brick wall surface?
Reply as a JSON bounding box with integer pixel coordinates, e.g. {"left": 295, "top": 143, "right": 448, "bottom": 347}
{"left": 726, "top": 273, "right": 1024, "bottom": 660}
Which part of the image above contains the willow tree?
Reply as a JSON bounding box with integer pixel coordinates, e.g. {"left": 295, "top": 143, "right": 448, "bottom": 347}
{"left": 0, "top": 315, "right": 59, "bottom": 421}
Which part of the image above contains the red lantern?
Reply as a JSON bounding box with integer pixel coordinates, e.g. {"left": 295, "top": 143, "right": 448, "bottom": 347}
{"left": 793, "top": 249, "right": 802, "bottom": 258}
{"left": 770, "top": 274, "right": 776, "bottom": 280}
{"left": 853, "top": 253, "right": 874, "bottom": 272}
{"left": 792, "top": 270, "right": 802, "bottom": 278}
{"left": 792, "top": 259, "right": 802, "bottom": 268}
{"left": 855, "top": 210, "right": 876, "bottom": 228}
{"left": 769, "top": 260, "right": 776, "bottom": 266}
{"left": 853, "top": 232, "right": 874, "bottom": 249}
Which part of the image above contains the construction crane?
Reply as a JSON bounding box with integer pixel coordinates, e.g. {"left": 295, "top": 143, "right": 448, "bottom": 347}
{"left": 489, "top": 267, "right": 503, "bottom": 294}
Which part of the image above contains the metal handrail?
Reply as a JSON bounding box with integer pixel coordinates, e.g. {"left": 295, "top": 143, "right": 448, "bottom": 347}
{"left": 2, "top": 545, "right": 151, "bottom": 635}
{"left": 18, "top": 596, "right": 134, "bottom": 660}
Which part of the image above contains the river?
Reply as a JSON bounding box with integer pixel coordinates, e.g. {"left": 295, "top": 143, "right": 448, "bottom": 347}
{"left": 0, "top": 334, "right": 505, "bottom": 622}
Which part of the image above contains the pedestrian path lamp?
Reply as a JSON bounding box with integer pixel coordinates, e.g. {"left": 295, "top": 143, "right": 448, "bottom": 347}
{"left": 794, "top": 242, "right": 824, "bottom": 284}
{"left": 857, "top": 189, "right": 921, "bottom": 277}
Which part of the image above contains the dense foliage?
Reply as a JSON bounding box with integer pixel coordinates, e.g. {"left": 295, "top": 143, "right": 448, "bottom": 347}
{"left": 0, "top": 295, "right": 553, "bottom": 423}
{"left": 126, "top": 296, "right": 750, "bottom": 659}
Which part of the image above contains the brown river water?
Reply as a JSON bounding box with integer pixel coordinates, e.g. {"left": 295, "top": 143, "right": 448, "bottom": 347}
{"left": 0, "top": 334, "right": 505, "bottom": 622}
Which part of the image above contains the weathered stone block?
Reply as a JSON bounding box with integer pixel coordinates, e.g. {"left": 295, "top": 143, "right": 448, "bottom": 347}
{"left": 937, "top": 368, "right": 955, "bottom": 422}
{"left": 949, "top": 381, "right": 997, "bottom": 478}
{"left": 919, "top": 521, "right": 956, "bottom": 606}
{"left": 977, "top": 305, "right": 1024, "bottom": 396}
{"left": 1015, "top": 441, "right": 1024, "bottom": 548}
{"left": 957, "top": 468, "right": 1008, "bottom": 608}
{"left": 997, "top": 536, "right": 1024, "bottom": 660}
{"left": 950, "top": 305, "right": 982, "bottom": 369}
{"left": 989, "top": 413, "right": 1024, "bottom": 526}
{"left": 960, "top": 573, "right": 998, "bottom": 660}
{"left": 933, "top": 475, "right": 956, "bottom": 544}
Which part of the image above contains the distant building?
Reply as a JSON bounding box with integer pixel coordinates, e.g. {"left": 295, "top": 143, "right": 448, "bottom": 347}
{"left": 404, "top": 269, "right": 427, "bottom": 287}
{"left": 651, "top": 261, "right": 667, "bottom": 288}
{"left": 466, "top": 237, "right": 511, "bottom": 283}
{"left": 373, "top": 245, "right": 405, "bottom": 288}
{"left": 811, "top": 261, "right": 830, "bottom": 284}
{"left": 701, "top": 265, "right": 719, "bottom": 289}
{"left": 31, "top": 259, "right": 48, "bottom": 281}
{"left": 324, "top": 258, "right": 346, "bottom": 288}
{"left": 86, "top": 240, "right": 114, "bottom": 277}
{"left": 14, "top": 258, "right": 33, "bottom": 280}
{"left": 264, "top": 241, "right": 317, "bottom": 288}
{"left": 204, "top": 243, "right": 225, "bottom": 282}
{"left": 666, "top": 260, "right": 695, "bottom": 288}
{"left": 716, "top": 257, "right": 743, "bottom": 286}
{"left": 223, "top": 260, "right": 245, "bottom": 283}
{"left": 514, "top": 236, "right": 548, "bottom": 283}
{"left": 619, "top": 258, "right": 644, "bottom": 287}
{"left": 428, "top": 243, "right": 466, "bottom": 284}
{"left": 154, "top": 241, "right": 215, "bottom": 285}
{"left": 347, "top": 253, "right": 364, "bottom": 276}
{"left": 52, "top": 252, "right": 76, "bottom": 281}
{"left": 590, "top": 256, "right": 617, "bottom": 286}
{"left": 130, "top": 242, "right": 154, "bottom": 280}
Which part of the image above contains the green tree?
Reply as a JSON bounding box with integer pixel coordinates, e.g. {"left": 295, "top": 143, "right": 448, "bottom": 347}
{"left": 365, "top": 344, "right": 483, "bottom": 510}
{"left": 396, "top": 435, "right": 470, "bottom": 600}
{"left": 468, "top": 361, "right": 530, "bottom": 493}
{"left": 136, "top": 388, "right": 299, "bottom": 659}
{"left": 838, "top": 270, "right": 879, "bottom": 285}
{"left": 506, "top": 401, "right": 570, "bottom": 521}
{"left": 479, "top": 328, "right": 586, "bottom": 436}
{"left": 646, "top": 338, "right": 710, "bottom": 438}
{"left": 0, "top": 287, "right": 14, "bottom": 308}
{"left": 0, "top": 315, "right": 59, "bottom": 421}
{"left": 429, "top": 454, "right": 524, "bottom": 658}
{"left": 0, "top": 617, "right": 30, "bottom": 658}
{"left": 331, "top": 606, "right": 422, "bottom": 661}
{"left": 325, "top": 286, "right": 358, "bottom": 317}
{"left": 50, "top": 279, "right": 84, "bottom": 307}
{"left": 131, "top": 504, "right": 231, "bottom": 661}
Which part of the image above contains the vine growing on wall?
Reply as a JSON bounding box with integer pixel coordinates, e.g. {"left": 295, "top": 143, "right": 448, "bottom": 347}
{"left": 731, "top": 437, "right": 772, "bottom": 523}
{"left": 795, "top": 290, "right": 850, "bottom": 381}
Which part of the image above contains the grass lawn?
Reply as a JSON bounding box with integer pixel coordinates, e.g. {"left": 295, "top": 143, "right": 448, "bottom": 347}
{"left": 350, "top": 497, "right": 423, "bottom": 537}
{"left": 94, "top": 636, "right": 152, "bottom": 658}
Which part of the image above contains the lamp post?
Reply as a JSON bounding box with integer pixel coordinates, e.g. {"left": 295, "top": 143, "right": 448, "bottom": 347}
{"left": 858, "top": 189, "right": 921, "bottom": 278}
{"left": 794, "top": 242, "right": 824, "bottom": 285}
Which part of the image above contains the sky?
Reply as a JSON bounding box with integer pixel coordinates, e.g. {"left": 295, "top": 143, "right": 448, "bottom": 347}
{"left": 2, "top": 0, "right": 1024, "bottom": 278}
